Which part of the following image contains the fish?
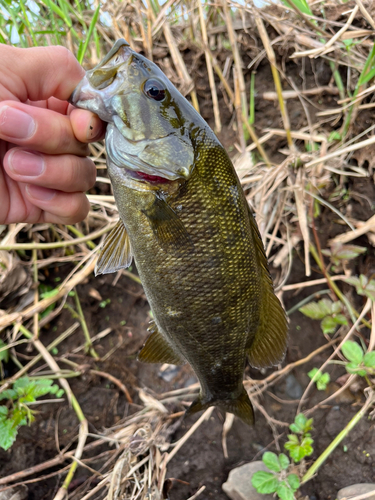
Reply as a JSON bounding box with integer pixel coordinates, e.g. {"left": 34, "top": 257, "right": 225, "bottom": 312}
{"left": 70, "top": 39, "right": 288, "bottom": 425}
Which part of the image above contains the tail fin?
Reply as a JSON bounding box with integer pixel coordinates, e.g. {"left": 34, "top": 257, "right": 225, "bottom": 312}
{"left": 185, "top": 387, "right": 254, "bottom": 426}
{"left": 218, "top": 388, "right": 254, "bottom": 426}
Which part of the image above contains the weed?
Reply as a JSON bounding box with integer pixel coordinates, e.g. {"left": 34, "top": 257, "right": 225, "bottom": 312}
{"left": 345, "top": 275, "right": 375, "bottom": 302}
{"left": 322, "top": 244, "right": 367, "bottom": 273}
{"left": 0, "top": 377, "right": 64, "bottom": 451}
{"left": 252, "top": 414, "right": 313, "bottom": 499}
{"left": 308, "top": 368, "right": 330, "bottom": 391}
{"left": 252, "top": 452, "right": 300, "bottom": 500}
{"left": 299, "top": 298, "right": 347, "bottom": 335}
{"left": 340, "top": 341, "right": 375, "bottom": 378}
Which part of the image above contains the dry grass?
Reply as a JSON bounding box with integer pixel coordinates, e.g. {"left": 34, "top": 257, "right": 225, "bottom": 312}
{"left": 1, "top": 0, "right": 375, "bottom": 498}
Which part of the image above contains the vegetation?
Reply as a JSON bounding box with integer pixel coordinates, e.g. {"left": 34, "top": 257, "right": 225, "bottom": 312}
{"left": 0, "top": 0, "right": 374, "bottom": 499}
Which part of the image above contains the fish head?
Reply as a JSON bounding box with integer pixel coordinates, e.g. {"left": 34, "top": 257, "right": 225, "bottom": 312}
{"left": 70, "top": 39, "right": 207, "bottom": 184}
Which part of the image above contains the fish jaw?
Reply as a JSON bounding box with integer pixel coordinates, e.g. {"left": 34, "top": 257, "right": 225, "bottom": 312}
{"left": 69, "top": 39, "right": 132, "bottom": 119}
{"left": 69, "top": 39, "right": 195, "bottom": 184}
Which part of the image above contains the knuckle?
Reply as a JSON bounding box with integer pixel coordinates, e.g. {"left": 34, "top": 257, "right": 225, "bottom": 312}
{"left": 62, "top": 156, "right": 95, "bottom": 192}
{"left": 52, "top": 46, "right": 77, "bottom": 72}
{"left": 67, "top": 195, "right": 89, "bottom": 223}
{"left": 84, "top": 158, "right": 97, "bottom": 190}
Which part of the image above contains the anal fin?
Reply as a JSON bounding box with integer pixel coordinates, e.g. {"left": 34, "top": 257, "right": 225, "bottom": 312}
{"left": 138, "top": 320, "right": 185, "bottom": 365}
{"left": 95, "top": 219, "right": 133, "bottom": 276}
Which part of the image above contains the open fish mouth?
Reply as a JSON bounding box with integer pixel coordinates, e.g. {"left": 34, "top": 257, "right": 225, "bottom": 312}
{"left": 106, "top": 124, "right": 191, "bottom": 182}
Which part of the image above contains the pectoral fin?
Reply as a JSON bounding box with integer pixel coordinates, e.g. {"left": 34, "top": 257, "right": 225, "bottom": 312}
{"left": 95, "top": 219, "right": 133, "bottom": 276}
{"left": 246, "top": 207, "right": 288, "bottom": 368}
{"left": 138, "top": 321, "right": 185, "bottom": 365}
{"left": 142, "top": 197, "right": 192, "bottom": 252}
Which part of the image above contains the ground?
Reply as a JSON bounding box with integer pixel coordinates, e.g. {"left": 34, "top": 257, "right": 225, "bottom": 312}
{"left": 1, "top": 16, "right": 375, "bottom": 500}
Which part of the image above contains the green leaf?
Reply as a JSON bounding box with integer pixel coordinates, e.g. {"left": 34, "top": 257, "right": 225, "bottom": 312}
{"left": 342, "top": 341, "right": 364, "bottom": 364}
{"left": 317, "top": 372, "right": 330, "bottom": 391}
{"left": 345, "top": 276, "right": 360, "bottom": 288}
{"left": 335, "top": 314, "right": 348, "bottom": 326}
{"left": 0, "top": 410, "right": 18, "bottom": 451}
{"left": 263, "top": 451, "right": 281, "bottom": 472}
{"left": 299, "top": 299, "right": 332, "bottom": 320}
{"left": 251, "top": 471, "right": 278, "bottom": 494}
{"left": 293, "top": 413, "right": 309, "bottom": 433}
{"left": 328, "top": 131, "right": 341, "bottom": 142}
{"left": 321, "top": 316, "right": 338, "bottom": 335}
{"left": 77, "top": 4, "right": 100, "bottom": 64}
{"left": 0, "top": 389, "right": 17, "bottom": 401}
{"left": 286, "top": 434, "right": 299, "bottom": 444}
{"left": 281, "top": 0, "right": 312, "bottom": 16}
{"left": 335, "top": 245, "right": 367, "bottom": 261}
{"left": 309, "top": 368, "right": 330, "bottom": 390}
{"left": 331, "top": 301, "right": 344, "bottom": 314}
{"left": 364, "top": 351, "right": 375, "bottom": 368}
{"left": 0, "top": 339, "right": 9, "bottom": 363}
{"left": 287, "top": 474, "right": 300, "bottom": 491}
{"left": 308, "top": 367, "right": 319, "bottom": 380}
{"left": 279, "top": 453, "right": 290, "bottom": 470}
{"left": 277, "top": 481, "right": 295, "bottom": 500}
{"left": 345, "top": 362, "right": 367, "bottom": 377}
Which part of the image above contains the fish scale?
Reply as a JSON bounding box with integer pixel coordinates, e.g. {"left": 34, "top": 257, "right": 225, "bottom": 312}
{"left": 70, "top": 39, "right": 288, "bottom": 425}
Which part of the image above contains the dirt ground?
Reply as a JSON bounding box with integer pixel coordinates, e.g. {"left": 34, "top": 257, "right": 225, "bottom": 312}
{"left": 1, "top": 33, "right": 375, "bottom": 500}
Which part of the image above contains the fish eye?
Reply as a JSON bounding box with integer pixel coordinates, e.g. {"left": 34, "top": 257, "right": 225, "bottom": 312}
{"left": 143, "top": 79, "right": 166, "bottom": 102}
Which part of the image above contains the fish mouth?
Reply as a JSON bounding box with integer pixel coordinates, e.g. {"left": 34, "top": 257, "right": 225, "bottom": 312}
{"left": 69, "top": 39, "right": 133, "bottom": 111}
{"left": 106, "top": 125, "right": 190, "bottom": 182}
{"left": 132, "top": 171, "right": 172, "bottom": 185}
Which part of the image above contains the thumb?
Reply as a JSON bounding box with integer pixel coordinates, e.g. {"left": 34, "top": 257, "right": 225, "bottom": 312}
{"left": 0, "top": 45, "right": 85, "bottom": 103}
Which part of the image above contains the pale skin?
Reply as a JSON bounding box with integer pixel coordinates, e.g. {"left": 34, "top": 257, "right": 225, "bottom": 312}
{"left": 0, "top": 44, "right": 105, "bottom": 225}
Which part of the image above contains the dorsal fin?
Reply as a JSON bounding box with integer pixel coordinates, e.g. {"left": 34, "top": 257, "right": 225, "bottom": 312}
{"left": 95, "top": 219, "right": 133, "bottom": 276}
{"left": 246, "top": 206, "right": 288, "bottom": 368}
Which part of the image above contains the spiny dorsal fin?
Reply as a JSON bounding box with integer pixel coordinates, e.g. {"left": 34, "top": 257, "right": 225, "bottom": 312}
{"left": 246, "top": 206, "right": 288, "bottom": 368}
{"left": 138, "top": 320, "right": 185, "bottom": 365}
{"left": 142, "top": 197, "right": 193, "bottom": 252}
{"left": 95, "top": 219, "right": 133, "bottom": 276}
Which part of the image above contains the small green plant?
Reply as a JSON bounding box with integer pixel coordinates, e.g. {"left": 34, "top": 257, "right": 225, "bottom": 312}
{"left": 99, "top": 298, "right": 111, "bottom": 308}
{"left": 308, "top": 368, "right": 330, "bottom": 391}
{"left": 39, "top": 284, "right": 59, "bottom": 319}
{"left": 322, "top": 243, "right": 367, "bottom": 272}
{"left": 252, "top": 414, "right": 313, "bottom": 499}
{"left": 299, "top": 298, "right": 348, "bottom": 334}
{"left": 284, "top": 413, "right": 314, "bottom": 463}
{"left": 251, "top": 452, "right": 300, "bottom": 500}
{"left": 341, "top": 341, "right": 375, "bottom": 377}
{"left": 0, "top": 377, "right": 64, "bottom": 451}
{"left": 345, "top": 275, "right": 375, "bottom": 302}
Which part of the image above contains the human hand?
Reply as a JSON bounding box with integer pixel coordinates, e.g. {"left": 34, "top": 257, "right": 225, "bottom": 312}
{"left": 0, "top": 44, "right": 104, "bottom": 225}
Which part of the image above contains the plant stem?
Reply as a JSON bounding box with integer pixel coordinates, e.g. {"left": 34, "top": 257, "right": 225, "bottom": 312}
{"left": 73, "top": 288, "right": 99, "bottom": 359}
{"left": 302, "top": 390, "right": 375, "bottom": 483}
{"left": 0, "top": 223, "right": 115, "bottom": 251}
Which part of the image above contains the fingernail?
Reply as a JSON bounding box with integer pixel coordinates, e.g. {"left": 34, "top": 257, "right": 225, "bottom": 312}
{"left": 26, "top": 184, "right": 56, "bottom": 201}
{"left": 87, "top": 114, "right": 104, "bottom": 141}
{"left": 0, "top": 105, "right": 36, "bottom": 139}
{"left": 8, "top": 150, "right": 45, "bottom": 177}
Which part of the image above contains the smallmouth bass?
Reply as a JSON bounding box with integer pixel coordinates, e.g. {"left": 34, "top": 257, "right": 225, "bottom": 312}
{"left": 70, "top": 40, "right": 288, "bottom": 425}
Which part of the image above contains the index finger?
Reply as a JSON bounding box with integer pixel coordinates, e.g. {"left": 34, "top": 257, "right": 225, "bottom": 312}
{"left": 0, "top": 45, "right": 84, "bottom": 103}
